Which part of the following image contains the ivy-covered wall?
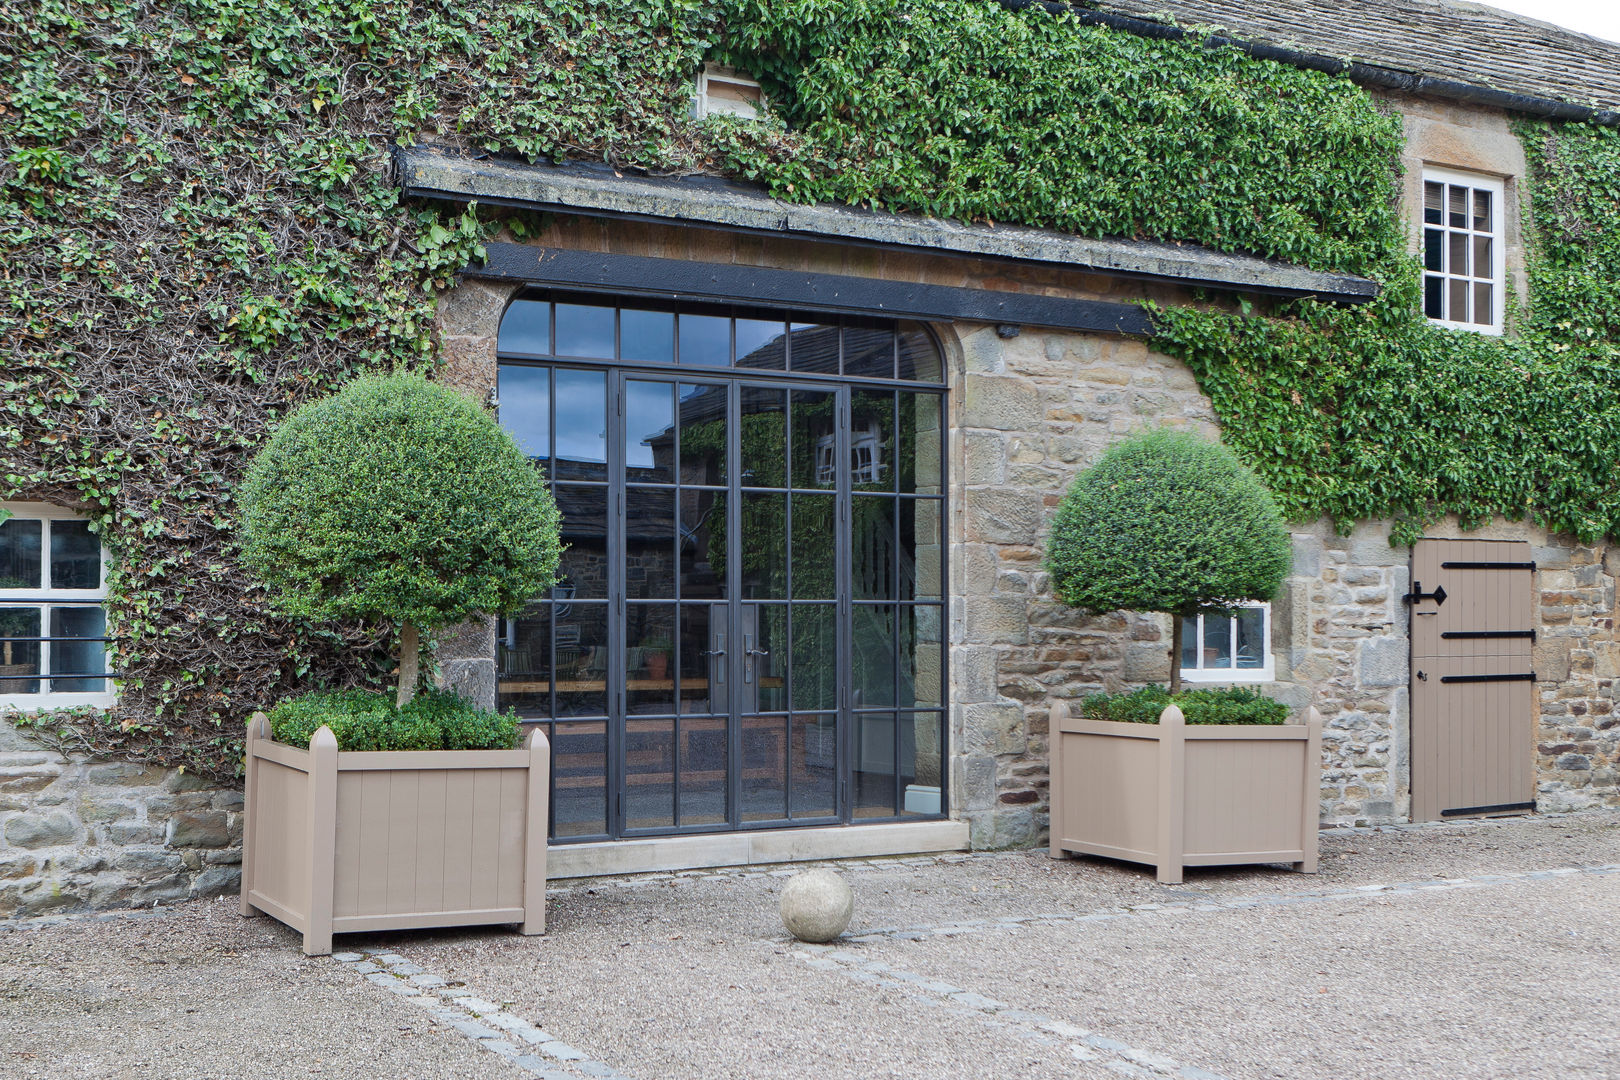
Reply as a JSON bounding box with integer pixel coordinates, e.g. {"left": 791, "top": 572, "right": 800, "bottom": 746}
{"left": 3, "top": 0, "right": 1618, "bottom": 777}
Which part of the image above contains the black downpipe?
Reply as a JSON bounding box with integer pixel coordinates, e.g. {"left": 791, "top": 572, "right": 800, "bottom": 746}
{"left": 999, "top": 0, "right": 1620, "bottom": 128}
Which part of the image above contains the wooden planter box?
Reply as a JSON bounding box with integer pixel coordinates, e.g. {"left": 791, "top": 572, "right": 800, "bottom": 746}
{"left": 240, "top": 713, "right": 550, "bottom": 955}
{"left": 1048, "top": 702, "right": 1323, "bottom": 884}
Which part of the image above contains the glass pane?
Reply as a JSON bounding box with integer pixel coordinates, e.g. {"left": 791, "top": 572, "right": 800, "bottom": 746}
{"left": 790, "top": 389, "right": 837, "bottom": 490}
{"left": 787, "top": 322, "right": 839, "bottom": 375}
{"left": 900, "top": 711, "right": 945, "bottom": 817}
{"left": 680, "top": 604, "right": 726, "bottom": 714}
{"left": 1449, "top": 278, "right": 1469, "bottom": 323}
{"left": 790, "top": 604, "right": 837, "bottom": 712}
{"left": 1448, "top": 232, "right": 1468, "bottom": 277}
{"left": 626, "top": 489, "right": 675, "bottom": 600}
{"left": 627, "top": 604, "right": 677, "bottom": 714}
{"left": 1474, "top": 283, "right": 1494, "bottom": 327}
{"left": 554, "top": 303, "right": 614, "bottom": 358}
{"left": 620, "top": 308, "right": 674, "bottom": 364}
{"left": 1424, "top": 275, "right": 1444, "bottom": 319}
{"left": 498, "top": 605, "right": 551, "bottom": 717}
{"left": 678, "top": 314, "right": 730, "bottom": 366}
{"left": 747, "top": 603, "right": 787, "bottom": 714}
{"left": 50, "top": 605, "right": 106, "bottom": 692}
{"left": 624, "top": 719, "right": 674, "bottom": 829}
{"left": 790, "top": 493, "right": 836, "bottom": 600}
{"left": 553, "top": 485, "right": 608, "bottom": 599}
{"left": 1424, "top": 228, "right": 1443, "bottom": 272}
{"left": 498, "top": 365, "right": 551, "bottom": 463}
{"left": 1473, "top": 236, "right": 1493, "bottom": 280}
{"left": 551, "top": 720, "right": 607, "bottom": 838}
{"left": 554, "top": 603, "right": 609, "bottom": 716}
{"left": 1202, "top": 614, "right": 1232, "bottom": 669}
{"left": 0, "top": 607, "right": 41, "bottom": 694}
{"left": 553, "top": 369, "right": 607, "bottom": 481}
{"left": 679, "top": 383, "right": 727, "bottom": 486}
{"left": 1473, "top": 189, "right": 1492, "bottom": 232}
{"left": 740, "top": 492, "right": 787, "bottom": 599}
{"left": 899, "top": 499, "right": 943, "bottom": 602}
{"left": 853, "top": 604, "right": 896, "bottom": 708}
{"left": 679, "top": 490, "right": 725, "bottom": 600}
{"left": 791, "top": 713, "right": 838, "bottom": 818}
{"left": 1181, "top": 616, "right": 1199, "bottom": 670}
{"left": 851, "top": 496, "right": 895, "bottom": 601}
{"left": 842, "top": 324, "right": 895, "bottom": 379}
{"left": 53, "top": 518, "right": 105, "bottom": 586}
{"left": 900, "top": 606, "right": 944, "bottom": 709}
{"left": 897, "top": 322, "right": 941, "bottom": 382}
{"left": 898, "top": 392, "right": 943, "bottom": 495}
{"left": 625, "top": 380, "right": 675, "bottom": 482}
{"left": 0, "top": 518, "right": 42, "bottom": 589}
{"left": 739, "top": 386, "right": 787, "bottom": 488}
{"left": 497, "top": 299, "right": 550, "bottom": 357}
{"left": 679, "top": 716, "right": 728, "bottom": 826}
{"left": 850, "top": 389, "right": 894, "bottom": 492}
{"left": 740, "top": 715, "right": 787, "bottom": 822}
{"left": 853, "top": 712, "right": 897, "bottom": 818}
{"left": 1448, "top": 184, "right": 1467, "bottom": 229}
{"left": 1235, "top": 607, "right": 1266, "bottom": 670}
{"left": 1424, "top": 181, "right": 1443, "bottom": 225}
{"left": 735, "top": 319, "right": 787, "bottom": 369}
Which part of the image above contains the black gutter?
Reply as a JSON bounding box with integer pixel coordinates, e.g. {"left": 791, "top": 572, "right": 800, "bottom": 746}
{"left": 1003, "top": 1, "right": 1620, "bottom": 127}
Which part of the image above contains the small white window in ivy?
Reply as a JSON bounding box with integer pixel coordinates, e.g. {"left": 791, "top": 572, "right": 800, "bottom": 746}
{"left": 0, "top": 504, "right": 115, "bottom": 709}
{"left": 1180, "top": 603, "right": 1273, "bottom": 683}
{"left": 1422, "top": 168, "right": 1505, "bottom": 334}
{"left": 691, "top": 63, "right": 764, "bottom": 121}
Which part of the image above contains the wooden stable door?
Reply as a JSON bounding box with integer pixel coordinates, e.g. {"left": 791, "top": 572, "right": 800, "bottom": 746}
{"left": 1409, "top": 538, "right": 1537, "bottom": 821}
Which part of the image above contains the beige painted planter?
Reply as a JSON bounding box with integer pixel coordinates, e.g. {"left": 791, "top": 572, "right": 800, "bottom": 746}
{"left": 1048, "top": 702, "right": 1322, "bottom": 884}
{"left": 240, "top": 713, "right": 550, "bottom": 955}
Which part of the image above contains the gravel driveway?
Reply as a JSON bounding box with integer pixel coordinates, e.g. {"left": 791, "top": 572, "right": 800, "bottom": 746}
{"left": 3, "top": 811, "right": 1617, "bottom": 1080}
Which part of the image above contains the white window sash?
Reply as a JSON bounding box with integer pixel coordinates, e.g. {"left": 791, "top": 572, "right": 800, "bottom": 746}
{"left": 1179, "top": 603, "right": 1274, "bottom": 684}
{"left": 1420, "top": 167, "right": 1506, "bottom": 335}
{"left": 0, "top": 503, "right": 115, "bottom": 710}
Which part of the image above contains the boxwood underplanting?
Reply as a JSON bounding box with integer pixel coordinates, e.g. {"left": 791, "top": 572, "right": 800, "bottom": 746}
{"left": 3, "top": 0, "right": 1617, "bottom": 775}
{"left": 267, "top": 688, "right": 520, "bottom": 753}
{"left": 1080, "top": 685, "right": 1291, "bottom": 727}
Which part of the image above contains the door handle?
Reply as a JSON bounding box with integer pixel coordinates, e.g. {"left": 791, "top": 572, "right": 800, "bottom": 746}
{"left": 743, "top": 633, "right": 754, "bottom": 684}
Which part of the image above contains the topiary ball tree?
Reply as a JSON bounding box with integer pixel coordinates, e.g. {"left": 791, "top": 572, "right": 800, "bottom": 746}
{"left": 240, "top": 373, "right": 562, "bottom": 707}
{"left": 1046, "top": 429, "right": 1291, "bottom": 696}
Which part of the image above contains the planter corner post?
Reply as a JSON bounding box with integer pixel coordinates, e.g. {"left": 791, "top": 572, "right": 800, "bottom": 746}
{"left": 304, "top": 725, "right": 340, "bottom": 957}
{"left": 521, "top": 726, "right": 551, "bottom": 936}
{"left": 240, "top": 712, "right": 270, "bottom": 918}
{"left": 1048, "top": 701, "right": 1067, "bottom": 860}
{"left": 1297, "top": 706, "right": 1324, "bottom": 875}
{"left": 1155, "top": 704, "right": 1187, "bottom": 885}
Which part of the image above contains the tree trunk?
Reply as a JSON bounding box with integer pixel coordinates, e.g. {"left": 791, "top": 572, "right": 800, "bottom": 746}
{"left": 1168, "top": 614, "right": 1183, "bottom": 697}
{"left": 397, "top": 621, "right": 420, "bottom": 708}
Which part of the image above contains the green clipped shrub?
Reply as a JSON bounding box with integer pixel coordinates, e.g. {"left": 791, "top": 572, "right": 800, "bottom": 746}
{"left": 267, "top": 687, "right": 519, "bottom": 752}
{"left": 1047, "top": 429, "right": 1291, "bottom": 694}
{"left": 1080, "top": 685, "right": 1290, "bottom": 726}
{"left": 241, "top": 373, "right": 563, "bottom": 706}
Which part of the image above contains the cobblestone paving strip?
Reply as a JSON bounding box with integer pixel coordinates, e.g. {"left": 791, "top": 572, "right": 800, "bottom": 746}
{"left": 334, "top": 946, "right": 632, "bottom": 1080}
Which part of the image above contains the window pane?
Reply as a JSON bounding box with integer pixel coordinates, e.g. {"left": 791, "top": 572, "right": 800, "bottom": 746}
{"left": 625, "top": 380, "right": 675, "bottom": 481}
{"left": 900, "top": 711, "right": 945, "bottom": 817}
{"left": 790, "top": 493, "right": 836, "bottom": 599}
{"left": 1203, "top": 615, "right": 1232, "bottom": 669}
{"left": 899, "top": 605, "right": 944, "bottom": 709}
{"left": 790, "top": 390, "right": 837, "bottom": 489}
{"left": 842, "top": 325, "right": 895, "bottom": 379}
{"left": 624, "top": 718, "right": 675, "bottom": 829}
{"left": 1473, "top": 189, "right": 1492, "bottom": 232}
{"left": 620, "top": 308, "right": 674, "bottom": 364}
{"left": 897, "top": 322, "right": 941, "bottom": 382}
{"left": 740, "top": 492, "right": 787, "bottom": 599}
{"left": 853, "top": 712, "right": 897, "bottom": 818}
{"left": 497, "top": 299, "right": 550, "bottom": 357}
{"left": 1180, "top": 616, "right": 1199, "bottom": 670}
{"left": 851, "top": 496, "right": 895, "bottom": 601}
{"left": 0, "top": 607, "right": 41, "bottom": 694}
{"left": 1424, "top": 275, "right": 1444, "bottom": 319}
{"left": 1235, "top": 607, "right": 1266, "bottom": 670}
{"left": 899, "top": 499, "right": 943, "bottom": 603}
{"left": 627, "top": 604, "right": 677, "bottom": 714}
{"left": 50, "top": 521, "right": 100, "bottom": 591}
{"left": 0, "top": 518, "right": 42, "bottom": 589}
{"left": 1448, "top": 232, "right": 1468, "bottom": 277}
{"left": 1449, "top": 278, "right": 1469, "bottom": 323}
{"left": 850, "top": 389, "right": 894, "bottom": 493}
{"left": 787, "top": 322, "right": 839, "bottom": 375}
{"left": 554, "top": 603, "right": 609, "bottom": 716}
{"left": 498, "top": 365, "right": 551, "bottom": 463}
{"left": 1448, "top": 184, "right": 1467, "bottom": 229}
{"left": 739, "top": 386, "right": 787, "bottom": 489}
{"left": 679, "top": 384, "right": 727, "bottom": 486}
{"left": 551, "top": 720, "right": 608, "bottom": 838}
{"left": 50, "top": 606, "right": 107, "bottom": 693}
{"left": 678, "top": 314, "right": 730, "bottom": 366}
{"left": 1424, "top": 228, "right": 1443, "bottom": 272}
{"left": 740, "top": 715, "right": 788, "bottom": 822}
{"left": 791, "top": 713, "right": 838, "bottom": 818}
{"left": 853, "top": 604, "right": 896, "bottom": 708}
{"left": 1424, "top": 181, "right": 1443, "bottom": 225}
{"left": 735, "top": 319, "right": 787, "bottom": 369}
{"left": 679, "top": 490, "right": 725, "bottom": 599}
{"left": 1473, "top": 236, "right": 1493, "bottom": 280}
{"left": 498, "top": 605, "right": 551, "bottom": 717}
{"left": 680, "top": 603, "right": 725, "bottom": 714}
{"left": 554, "top": 485, "right": 608, "bottom": 599}
{"left": 679, "top": 715, "right": 728, "bottom": 826}
{"left": 1474, "top": 283, "right": 1494, "bottom": 327}
{"left": 553, "top": 369, "right": 607, "bottom": 481}
{"left": 625, "top": 489, "right": 675, "bottom": 600}
{"left": 898, "top": 392, "right": 943, "bottom": 495}
{"left": 750, "top": 603, "right": 788, "bottom": 714}
{"left": 790, "top": 604, "right": 837, "bottom": 711}
{"left": 554, "top": 303, "right": 614, "bottom": 358}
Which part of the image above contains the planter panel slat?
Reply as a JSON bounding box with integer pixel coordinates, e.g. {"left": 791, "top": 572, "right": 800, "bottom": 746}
{"left": 242, "top": 716, "right": 551, "bottom": 955}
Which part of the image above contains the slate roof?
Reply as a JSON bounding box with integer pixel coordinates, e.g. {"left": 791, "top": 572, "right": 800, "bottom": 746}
{"left": 1097, "top": 0, "right": 1620, "bottom": 112}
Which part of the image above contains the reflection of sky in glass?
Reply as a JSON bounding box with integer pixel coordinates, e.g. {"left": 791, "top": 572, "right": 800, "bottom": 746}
{"left": 498, "top": 300, "right": 550, "bottom": 356}
{"left": 735, "top": 319, "right": 785, "bottom": 367}
{"left": 679, "top": 314, "right": 729, "bottom": 366}
{"left": 556, "top": 304, "right": 615, "bottom": 358}
{"left": 555, "top": 369, "right": 606, "bottom": 463}
{"left": 621, "top": 308, "right": 673, "bottom": 364}
{"left": 625, "top": 380, "right": 673, "bottom": 469}
{"left": 498, "top": 366, "right": 550, "bottom": 459}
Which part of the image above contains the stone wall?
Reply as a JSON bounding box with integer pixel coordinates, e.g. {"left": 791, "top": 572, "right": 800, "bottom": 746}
{"left": 0, "top": 726, "right": 242, "bottom": 918}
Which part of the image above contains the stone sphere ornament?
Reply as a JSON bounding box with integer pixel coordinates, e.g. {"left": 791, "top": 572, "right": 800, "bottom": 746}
{"left": 779, "top": 868, "right": 855, "bottom": 943}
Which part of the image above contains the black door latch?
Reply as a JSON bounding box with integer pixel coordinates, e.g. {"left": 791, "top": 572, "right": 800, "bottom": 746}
{"left": 1403, "top": 580, "right": 1447, "bottom": 606}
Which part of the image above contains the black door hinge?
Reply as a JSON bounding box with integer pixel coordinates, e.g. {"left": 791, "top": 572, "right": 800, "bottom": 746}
{"left": 1403, "top": 581, "right": 1447, "bottom": 606}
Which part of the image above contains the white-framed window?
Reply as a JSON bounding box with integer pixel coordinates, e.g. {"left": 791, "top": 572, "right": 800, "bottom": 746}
{"left": 0, "top": 503, "right": 115, "bottom": 709}
{"left": 1180, "top": 603, "right": 1273, "bottom": 683}
{"left": 691, "top": 63, "right": 763, "bottom": 121}
{"left": 1422, "top": 167, "right": 1505, "bottom": 334}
